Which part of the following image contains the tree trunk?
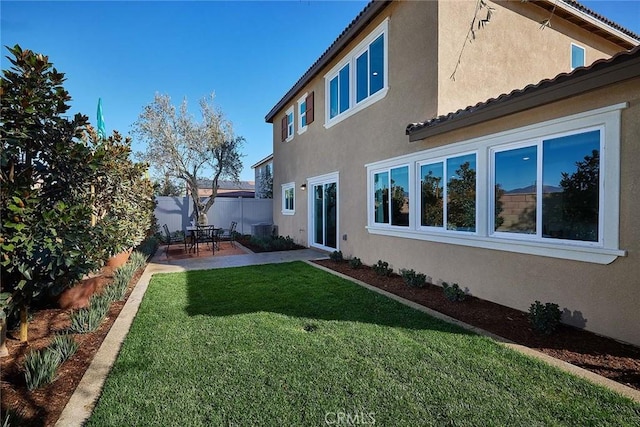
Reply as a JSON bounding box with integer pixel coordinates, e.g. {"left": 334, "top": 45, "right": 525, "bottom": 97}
{"left": 0, "top": 315, "right": 8, "bottom": 357}
{"left": 20, "top": 304, "right": 28, "bottom": 342}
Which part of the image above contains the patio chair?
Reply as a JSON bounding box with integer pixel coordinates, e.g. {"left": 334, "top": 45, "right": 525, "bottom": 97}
{"left": 195, "top": 224, "right": 216, "bottom": 254}
{"left": 163, "top": 224, "right": 187, "bottom": 258}
{"left": 219, "top": 221, "right": 238, "bottom": 247}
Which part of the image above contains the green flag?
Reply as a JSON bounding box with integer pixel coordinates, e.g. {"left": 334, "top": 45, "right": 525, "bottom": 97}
{"left": 97, "top": 98, "right": 106, "bottom": 140}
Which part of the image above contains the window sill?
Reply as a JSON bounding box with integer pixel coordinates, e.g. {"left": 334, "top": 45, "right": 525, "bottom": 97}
{"left": 324, "top": 87, "right": 388, "bottom": 130}
{"left": 282, "top": 211, "right": 295, "bottom": 216}
{"left": 366, "top": 226, "right": 626, "bottom": 264}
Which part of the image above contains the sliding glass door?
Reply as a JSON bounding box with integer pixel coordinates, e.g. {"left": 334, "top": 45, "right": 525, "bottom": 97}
{"left": 309, "top": 173, "right": 338, "bottom": 250}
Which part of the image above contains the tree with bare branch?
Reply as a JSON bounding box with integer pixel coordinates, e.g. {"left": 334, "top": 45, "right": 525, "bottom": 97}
{"left": 133, "top": 93, "right": 244, "bottom": 223}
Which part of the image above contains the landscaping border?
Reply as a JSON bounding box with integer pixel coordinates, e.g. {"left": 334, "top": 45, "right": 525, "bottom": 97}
{"left": 55, "top": 254, "right": 639, "bottom": 427}
{"left": 307, "top": 260, "right": 640, "bottom": 404}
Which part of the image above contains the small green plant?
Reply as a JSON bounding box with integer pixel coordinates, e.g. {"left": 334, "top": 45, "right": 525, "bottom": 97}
{"left": 23, "top": 347, "right": 61, "bottom": 390}
{"left": 49, "top": 334, "right": 78, "bottom": 362}
{"left": 329, "top": 250, "right": 343, "bottom": 262}
{"left": 528, "top": 301, "right": 562, "bottom": 334}
{"left": 400, "top": 269, "right": 427, "bottom": 288}
{"left": 442, "top": 282, "right": 466, "bottom": 302}
{"left": 2, "top": 409, "right": 26, "bottom": 427}
{"left": 349, "top": 257, "right": 362, "bottom": 269}
{"left": 69, "top": 295, "right": 110, "bottom": 334}
{"left": 128, "top": 250, "right": 148, "bottom": 270}
{"left": 373, "top": 260, "right": 393, "bottom": 277}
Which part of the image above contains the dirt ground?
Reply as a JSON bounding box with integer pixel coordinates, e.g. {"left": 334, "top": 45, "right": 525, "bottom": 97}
{"left": 1, "top": 266, "right": 143, "bottom": 427}
{"left": 314, "top": 259, "right": 640, "bottom": 392}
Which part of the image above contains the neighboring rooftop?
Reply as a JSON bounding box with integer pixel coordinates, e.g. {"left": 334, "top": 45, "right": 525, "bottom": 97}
{"left": 265, "top": 0, "right": 640, "bottom": 123}
{"left": 406, "top": 46, "right": 640, "bottom": 141}
{"left": 251, "top": 154, "right": 274, "bottom": 169}
{"left": 196, "top": 180, "right": 255, "bottom": 191}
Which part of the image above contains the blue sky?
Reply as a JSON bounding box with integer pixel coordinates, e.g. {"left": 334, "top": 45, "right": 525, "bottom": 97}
{"left": 2, "top": 1, "right": 639, "bottom": 182}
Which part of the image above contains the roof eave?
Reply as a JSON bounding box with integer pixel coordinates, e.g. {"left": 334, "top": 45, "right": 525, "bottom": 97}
{"left": 264, "top": 0, "right": 392, "bottom": 123}
{"left": 407, "top": 52, "right": 640, "bottom": 142}
{"left": 552, "top": 0, "right": 640, "bottom": 48}
{"left": 251, "top": 153, "right": 274, "bottom": 169}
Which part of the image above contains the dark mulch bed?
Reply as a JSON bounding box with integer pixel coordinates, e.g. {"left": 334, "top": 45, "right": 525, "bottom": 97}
{"left": 1, "top": 266, "right": 144, "bottom": 427}
{"left": 236, "top": 236, "right": 305, "bottom": 253}
{"left": 314, "top": 259, "right": 640, "bottom": 392}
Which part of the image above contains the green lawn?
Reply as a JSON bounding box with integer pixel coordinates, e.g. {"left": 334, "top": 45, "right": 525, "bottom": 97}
{"left": 88, "top": 262, "right": 640, "bottom": 426}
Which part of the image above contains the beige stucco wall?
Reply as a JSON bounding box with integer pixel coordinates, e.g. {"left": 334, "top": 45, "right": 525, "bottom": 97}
{"left": 437, "top": 0, "right": 625, "bottom": 115}
{"left": 272, "top": 0, "right": 438, "bottom": 244}
{"left": 269, "top": 0, "right": 639, "bottom": 345}
{"left": 362, "top": 79, "right": 640, "bottom": 346}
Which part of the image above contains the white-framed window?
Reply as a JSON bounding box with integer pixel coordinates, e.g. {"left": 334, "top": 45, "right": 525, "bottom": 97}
{"left": 491, "top": 128, "right": 601, "bottom": 243}
{"left": 419, "top": 152, "right": 477, "bottom": 233}
{"left": 281, "top": 107, "right": 294, "bottom": 142}
{"left": 366, "top": 103, "right": 627, "bottom": 264}
{"left": 373, "top": 165, "right": 410, "bottom": 227}
{"left": 282, "top": 182, "right": 295, "bottom": 215}
{"left": 571, "top": 43, "right": 585, "bottom": 70}
{"left": 324, "top": 19, "right": 389, "bottom": 129}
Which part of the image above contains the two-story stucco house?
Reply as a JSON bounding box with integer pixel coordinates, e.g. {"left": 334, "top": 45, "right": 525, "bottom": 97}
{"left": 265, "top": 0, "right": 640, "bottom": 346}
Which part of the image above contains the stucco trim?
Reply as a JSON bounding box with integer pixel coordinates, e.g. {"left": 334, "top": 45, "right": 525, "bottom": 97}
{"left": 366, "top": 226, "right": 624, "bottom": 264}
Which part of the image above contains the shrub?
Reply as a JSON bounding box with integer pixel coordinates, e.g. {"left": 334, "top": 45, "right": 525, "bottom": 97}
{"left": 49, "top": 334, "right": 78, "bottom": 362}
{"left": 69, "top": 294, "right": 111, "bottom": 334}
{"left": 349, "top": 257, "right": 362, "bottom": 269}
{"left": 24, "top": 347, "right": 61, "bottom": 390}
{"left": 247, "top": 235, "right": 301, "bottom": 252}
{"left": 134, "top": 236, "right": 158, "bottom": 260}
{"left": 400, "top": 269, "right": 427, "bottom": 288}
{"left": 329, "top": 250, "right": 343, "bottom": 262}
{"left": 128, "top": 251, "right": 148, "bottom": 271}
{"left": 529, "top": 301, "right": 562, "bottom": 334}
{"left": 373, "top": 260, "right": 393, "bottom": 277}
{"left": 442, "top": 282, "right": 466, "bottom": 302}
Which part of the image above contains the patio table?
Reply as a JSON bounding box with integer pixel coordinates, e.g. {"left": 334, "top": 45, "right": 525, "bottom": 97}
{"left": 186, "top": 225, "right": 220, "bottom": 254}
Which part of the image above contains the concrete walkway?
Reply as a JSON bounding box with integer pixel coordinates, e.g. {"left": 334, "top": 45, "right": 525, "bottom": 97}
{"left": 55, "top": 246, "right": 327, "bottom": 427}
{"left": 57, "top": 245, "right": 639, "bottom": 426}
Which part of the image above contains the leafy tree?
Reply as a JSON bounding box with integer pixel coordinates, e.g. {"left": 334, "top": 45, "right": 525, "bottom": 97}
{"left": 83, "top": 127, "right": 156, "bottom": 255}
{"left": 390, "top": 181, "right": 408, "bottom": 226}
{"left": 494, "top": 183, "right": 505, "bottom": 230}
{"left": 0, "top": 45, "right": 101, "bottom": 341}
{"left": 133, "top": 93, "right": 244, "bottom": 222}
{"left": 421, "top": 171, "right": 443, "bottom": 227}
{"left": 543, "top": 150, "right": 599, "bottom": 241}
{"left": 258, "top": 166, "right": 273, "bottom": 199}
{"left": 153, "top": 174, "right": 183, "bottom": 197}
{"left": 447, "top": 161, "right": 476, "bottom": 231}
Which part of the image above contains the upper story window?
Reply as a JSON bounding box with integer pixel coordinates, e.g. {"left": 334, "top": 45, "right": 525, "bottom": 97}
{"left": 282, "top": 182, "right": 295, "bottom": 215}
{"left": 571, "top": 43, "right": 585, "bottom": 70}
{"left": 329, "top": 64, "right": 350, "bottom": 119}
{"left": 281, "top": 107, "right": 295, "bottom": 142}
{"left": 297, "top": 92, "right": 314, "bottom": 134}
{"left": 325, "top": 19, "right": 389, "bottom": 129}
{"left": 356, "top": 34, "right": 385, "bottom": 103}
{"left": 366, "top": 104, "right": 626, "bottom": 264}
